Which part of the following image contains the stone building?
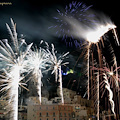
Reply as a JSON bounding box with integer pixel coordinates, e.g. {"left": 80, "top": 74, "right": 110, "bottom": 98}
{"left": 27, "top": 88, "right": 95, "bottom": 120}
{"left": 0, "top": 98, "right": 9, "bottom": 120}
{"left": 18, "top": 105, "right": 27, "bottom": 120}
{"left": 27, "top": 104, "right": 73, "bottom": 120}
{"left": 62, "top": 88, "right": 76, "bottom": 104}
{"left": 0, "top": 88, "right": 95, "bottom": 120}
{"left": 71, "top": 104, "right": 88, "bottom": 120}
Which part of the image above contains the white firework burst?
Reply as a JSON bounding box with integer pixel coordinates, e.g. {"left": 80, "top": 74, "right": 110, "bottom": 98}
{"left": 47, "top": 44, "right": 69, "bottom": 104}
{"left": 0, "top": 19, "right": 32, "bottom": 120}
{"left": 25, "top": 47, "right": 50, "bottom": 104}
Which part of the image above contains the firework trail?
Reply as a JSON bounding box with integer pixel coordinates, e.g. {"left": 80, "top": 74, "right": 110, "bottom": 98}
{"left": 50, "top": 1, "right": 119, "bottom": 101}
{"left": 0, "top": 19, "right": 32, "bottom": 120}
{"left": 58, "top": 66, "right": 64, "bottom": 104}
{"left": 99, "top": 56, "right": 119, "bottom": 118}
{"left": 84, "top": 23, "right": 116, "bottom": 100}
{"left": 93, "top": 47, "right": 120, "bottom": 90}
{"left": 103, "top": 73, "right": 116, "bottom": 116}
{"left": 49, "top": 1, "right": 94, "bottom": 47}
{"left": 100, "top": 63, "right": 120, "bottom": 89}
{"left": 47, "top": 44, "right": 69, "bottom": 104}
{"left": 96, "top": 72, "right": 99, "bottom": 120}
{"left": 92, "top": 55, "right": 119, "bottom": 117}
{"left": 26, "top": 47, "right": 50, "bottom": 104}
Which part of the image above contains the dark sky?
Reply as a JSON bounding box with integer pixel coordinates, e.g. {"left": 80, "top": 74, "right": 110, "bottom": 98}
{"left": 0, "top": 0, "right": 119, "bottom": 55}
{"left": 0, "top": 0, "right": 119, "bottom": 41}
{"left": 0, "top": 0, "right": 120, "bottom": 97}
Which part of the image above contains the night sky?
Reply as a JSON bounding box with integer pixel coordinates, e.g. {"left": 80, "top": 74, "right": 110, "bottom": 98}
{"left": 0, "top": 0, "right": 120, "bottom": 98}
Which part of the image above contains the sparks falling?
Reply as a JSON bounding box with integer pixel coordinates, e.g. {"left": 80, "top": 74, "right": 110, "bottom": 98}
{"left": 85, "top": 21, "right": 119, "bottom": 100}
{"left": 47, "top": 44, "right": 69, "bottom": 104}
{"left": 26, "top": 47, "right": 50, "bottom": 104}
{"left": 63, "top": 3, "right": 119, "bottom": 100}
{"left": 103, "top": 73, "right": 116, "bottom": 116}
{"left": 92, "top": 55, "right": 119, "bottom": 117}
{"left": 0, "top": 19, "right": 32, "bottom": 120}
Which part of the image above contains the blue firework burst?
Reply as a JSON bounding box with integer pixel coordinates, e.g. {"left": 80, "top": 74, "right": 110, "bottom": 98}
{"left": 49, "top": 1, "right": 95, "bottom": 48}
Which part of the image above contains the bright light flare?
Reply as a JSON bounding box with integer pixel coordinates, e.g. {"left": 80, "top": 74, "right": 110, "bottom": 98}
{"left": 108, "top": 71, "right": 114, "bottom": 76}
{"left": 0, "top": 19, "right": 32, "bottom": 120}
{"left": 86, "top": 24, "right": 116, "bottom": 43}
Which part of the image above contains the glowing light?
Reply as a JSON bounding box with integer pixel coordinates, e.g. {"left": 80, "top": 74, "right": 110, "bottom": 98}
{"left": 0, "top": 19, "right": 32, "bottom": 120}
{"left": 109, "top": 71, "right": 114, "bottom": 76}
{"left": 47, "top": 44, "right": 69, "bottom": 104}
{"left": 26, "top": 47, "right": 50, "bottom": 104}
{"left": 67, "top": 69, "right": 74, "bottom": 74}
{"left": 86, "top": 24, "right": 116, "bottom": 43}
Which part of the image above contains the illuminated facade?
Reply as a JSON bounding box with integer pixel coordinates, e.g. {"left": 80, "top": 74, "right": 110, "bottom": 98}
{"left": 27, "top": 88, "right": 94, "bottom": 120}
{"left": 27, "top": 104, "right": 73, "bottom": 120}
{"left": 0, "top": 88, "right": 94, "bottom": 120}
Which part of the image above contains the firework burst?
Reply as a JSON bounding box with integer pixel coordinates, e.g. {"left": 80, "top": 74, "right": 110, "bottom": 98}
{"left": 47, "top": 44, "right": 69, "bottom": 104}
{"left": 0, "top": 19, "right": 32, "bottom": 120}
{"left": 25, "top": 46, "right": 50, "bottom": 104}
{"left": 49, "top": 1, "right": 94, "bottom": 47}
{"left": 84, "top": 20, "right": 118, "bottom": 100}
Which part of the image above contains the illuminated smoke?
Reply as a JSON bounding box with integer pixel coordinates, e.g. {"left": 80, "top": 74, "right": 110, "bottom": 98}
{"left": 49, "top": 1, "right": 94, "bottom": 47}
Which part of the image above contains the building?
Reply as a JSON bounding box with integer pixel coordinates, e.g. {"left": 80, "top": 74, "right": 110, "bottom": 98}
{"left": 73, "top": 95, "right": 94, "bottom": 107}
{"left": 27, "top": 104, "right": 73, "bottom": 120}
{"left": 0, "top": 88, "right": 95, "bottom": 120}
{"left": 27, "top": 88, "right": 95, "bottom": 120}
{"left": 62, "top": 88, "right": 76, "bottom": 104}
{"left": 71, "top": 104, "right": 88, "bottom": 120}
{"left": 0, "top": 98, "right": 10, "bottom": 120}
{"left": 0, "top": 99, "right": 5, "bottom": 120}
{"left": 18, "top": 105, "right": 27, "bottom": 120}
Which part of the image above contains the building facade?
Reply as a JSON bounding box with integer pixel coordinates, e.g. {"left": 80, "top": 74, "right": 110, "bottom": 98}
{"left": 27, "top": 104, "right": 73, "bottom": 120}
{"left": 27, "top": 88, "right": 95, "bottom": 120}
{"left": 0, "top": 98, "right": 10, "bottom": 120}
